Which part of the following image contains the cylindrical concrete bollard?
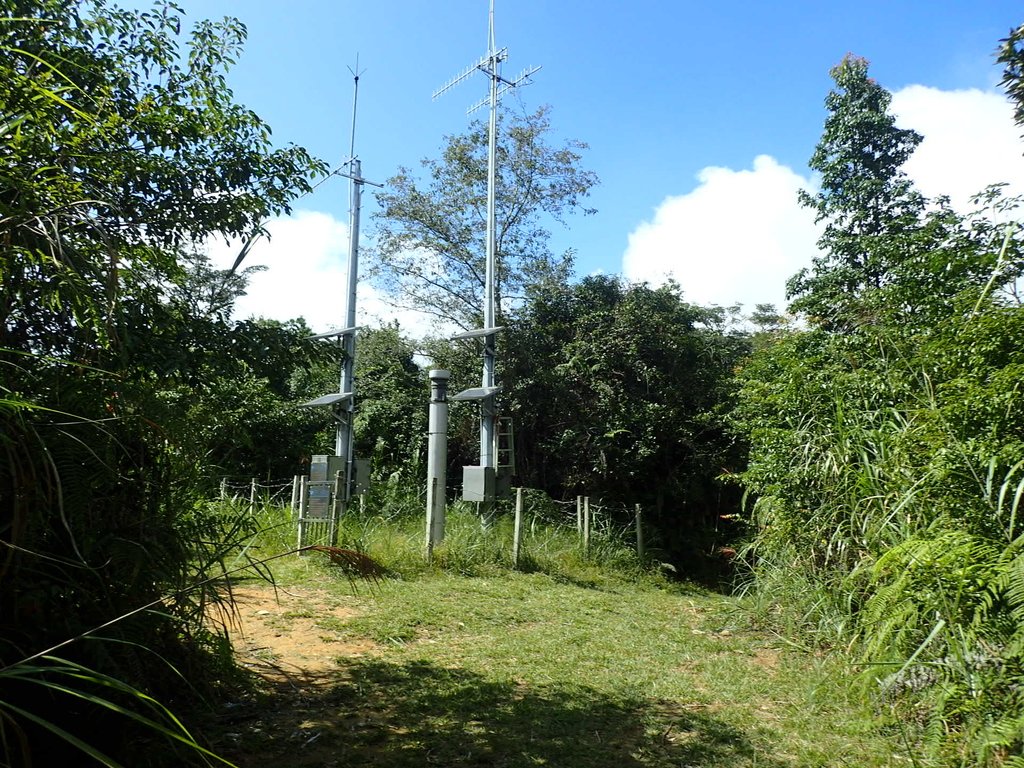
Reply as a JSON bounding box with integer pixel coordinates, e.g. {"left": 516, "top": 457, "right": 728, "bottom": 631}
{"left": 426, "top": 369, "right": 451, "bottom": 557}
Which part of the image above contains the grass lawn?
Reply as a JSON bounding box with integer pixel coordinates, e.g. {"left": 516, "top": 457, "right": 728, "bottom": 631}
{"left": 208, "top": 562, "right": 907, "bottom": 767}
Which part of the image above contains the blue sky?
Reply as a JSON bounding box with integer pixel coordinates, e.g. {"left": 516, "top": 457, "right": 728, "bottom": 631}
{"left": 143, "top": 1, "right": 1024, "bottom": 332}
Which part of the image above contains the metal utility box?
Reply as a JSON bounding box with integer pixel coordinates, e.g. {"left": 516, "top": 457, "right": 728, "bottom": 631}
{"left": 310, "top": 454, "right": 346, "bottom": 483}
{"left": 496, "top": 466, "right": 512, "bottom": 498}
{"left": 308, "top": 454, "right": 346, "bottom": 517}
{"left": 353, "top": 458, "right": 370, "bottom": 496}
{"left": 306, "top": 483, "right": 332, "bottom": 519}
{"left": 462, "top": 465, "right": 495, "bottom": 502}
{"left": 309, "top": 454, "right": 369, "bottom": 504}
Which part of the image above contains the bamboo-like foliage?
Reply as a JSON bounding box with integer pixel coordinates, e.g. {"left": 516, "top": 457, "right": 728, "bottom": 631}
{"left": 0, "top": 2, "right": 324, "bottom": 764}
{"left": 734, "top": 275, "right": 1024, "bottom": 764}
{"left": 0, "top": 655, "right": 235, "bottom": 768}
{"left": 730, "top": 43, "right": 1024, "bottom": 762}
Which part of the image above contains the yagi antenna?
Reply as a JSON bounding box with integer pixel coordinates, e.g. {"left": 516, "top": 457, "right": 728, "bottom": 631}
{"left": 433, "top": 49, "right": 540, "bottom": 115}
{"left": 467, "top": 65, "right": 540, "bottom": 113}
{"left": 432, "top": 53, "right": 493, "bottom": 100}
{"left": 432, "top": 0, "right": 540, "bottom": 114}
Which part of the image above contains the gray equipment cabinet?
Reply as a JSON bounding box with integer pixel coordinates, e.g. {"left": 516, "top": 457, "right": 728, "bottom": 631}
{"left": 297, "top": 454, "right": 348, "bottom": 548}
{"left": 462, "top": 465, "right": 496, "bottom": 502}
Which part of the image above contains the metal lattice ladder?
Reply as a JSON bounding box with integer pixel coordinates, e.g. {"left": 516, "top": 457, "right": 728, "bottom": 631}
{"left": 496, "top": 416, "right": 515, "bottom": 472}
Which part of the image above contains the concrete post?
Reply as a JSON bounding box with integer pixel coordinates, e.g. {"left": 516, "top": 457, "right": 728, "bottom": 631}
{"left": 297, "top": 475, "right": 309, "bottom": 553}
{"left": 426, "top": 370, "right": 451, "bottom": 558}
{"left": 635, "top": 503, "right": 645, "bottom": 560}
{"left": 583, "top": 496, "right": 591, "bottom": 555}
{"left": 513, "top": 487, "right": 524, "bottom": 569}
{"left": 290, "top": 475, "right": 300, "bottom": 520}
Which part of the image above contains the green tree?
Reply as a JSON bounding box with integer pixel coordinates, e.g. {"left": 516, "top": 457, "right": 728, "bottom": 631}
{"left": 352, "top": 324, "right": 427, "bottom": 480}
{"left": 999, "top": 22, "right": 1024, "bottom": 135}
{"left": 165, "top": 249, "right": 268, "bottom": 322}
{"left": 786, "top": 55, "right": 925, "bottom": 327}
{"left": 733, "top": 48, "right": 1024, "bottom": 765}
{"left": 371, "top": 105, "right": 598, "bottom": 328}
{"left": 145, "top": 313, "right": 334, "bottom": 483}
{"left": 504, "top": 275, "right": 747, "bottom": 566}
{"left": 0, "top": 2, "right": 323, "bottom": 762}
{"left": 0, "top": 1, "right": 323, "bottom": 359}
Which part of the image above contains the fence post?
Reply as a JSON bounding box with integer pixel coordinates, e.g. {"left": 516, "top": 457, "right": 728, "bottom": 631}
{"left": 583, "top": 496, "right": 590, "bottom": 555}
{"left": 297, "top": 475, "right": 309, "bottom": 553}
{"left": 290, "top": 475, "right": 300, "bottom": 521}
{"left": 220, "top": 477, "right": 227, "bottom": 501}
{"left": 635, "top": 503, "right": 645, "bottom": 560}
{"left": 513, "top": 487, "right": 524, "bottom": 569}
{"left": 249, "top": 478, "right": 257, "bottom": 515}
{"left": 576, "top": 495, "right": 582, "bottom": 534}
{"left": 329, "top": 470, "right": 343, "bottom": 547}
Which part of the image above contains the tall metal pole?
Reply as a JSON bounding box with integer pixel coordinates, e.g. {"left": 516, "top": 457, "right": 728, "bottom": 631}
{"left": 333, "top": 68, "right": 382, "bottom": 506}
{"left": 337, "top": 157, "right": 361, "bottom": 462}
{"left": 336, "top": 67, "right": 365, "bottom": 505}
{"left": 432, "top": 0, "right": 539, "bottom": 500}
{"left": 297, "top": 66, "right": 380, "bottom": 543}
{"left": 480, "top": 5, "right": 500, "bottom": 471}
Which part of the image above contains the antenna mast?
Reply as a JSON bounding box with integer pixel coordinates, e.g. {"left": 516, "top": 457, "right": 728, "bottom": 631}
{"left": 433, "top": 0, "right": 540, "bottom": 498}
{"left": 336, "top": 61, "right": 382, "bottom": 473}
{"left": 298, "top": 62, "right": 382, "bottom": 548}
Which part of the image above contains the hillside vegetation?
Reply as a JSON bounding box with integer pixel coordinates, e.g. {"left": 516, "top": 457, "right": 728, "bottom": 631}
{"left": 3, "top": 2, "right": 1024, "bottom": 765}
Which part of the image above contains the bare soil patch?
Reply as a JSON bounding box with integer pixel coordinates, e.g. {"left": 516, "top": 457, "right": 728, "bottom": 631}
{"left": 226, "top": 583, "right": 376, "bottom": 684}
{"left": 206, "top": 583, "right": 379, "bottom": 767}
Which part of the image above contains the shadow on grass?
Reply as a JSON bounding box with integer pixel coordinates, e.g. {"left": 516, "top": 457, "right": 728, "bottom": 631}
{"left": 212, "top": 657, "right": 788, "bottom": 768}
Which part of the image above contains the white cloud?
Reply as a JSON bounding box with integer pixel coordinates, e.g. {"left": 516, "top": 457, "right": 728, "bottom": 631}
{"left": 622, "top": 86, "right": 1024, "bottom": 312}
{"left": 892, "top": 85, "right": 1024, "bottom": 209}
{"left": 206, "top": 210, "right": 440, "bottom": 339}
{"left": 622, "top": 155, "right": 820, "bottom": 312}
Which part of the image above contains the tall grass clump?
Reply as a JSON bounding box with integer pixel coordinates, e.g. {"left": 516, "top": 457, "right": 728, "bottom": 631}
{"left": 732, "top": 291, "right": 1024, "bottom": 764}
{"left": 0, "top": 379, "right": 266, "bottom": 766}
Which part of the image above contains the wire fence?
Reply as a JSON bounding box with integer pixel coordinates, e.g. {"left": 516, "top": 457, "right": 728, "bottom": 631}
{"left": 216, "top": 477, "right": 296, "bottom": 507}
{"left": 531, "top": 492, "right": 647, "bottom": 559}
{"left": 214, "top": 476, "right": 651, "bottom": 559}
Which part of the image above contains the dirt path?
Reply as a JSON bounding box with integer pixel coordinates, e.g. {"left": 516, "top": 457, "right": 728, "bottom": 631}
{"left": 208, "top": 584, "right": 379, "bottom": 767}
{"left": 227, "top": 584, "right": 375, "bottom": 682}
{"left": 202, "top": 576, "right": 899, "bottom": 767}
